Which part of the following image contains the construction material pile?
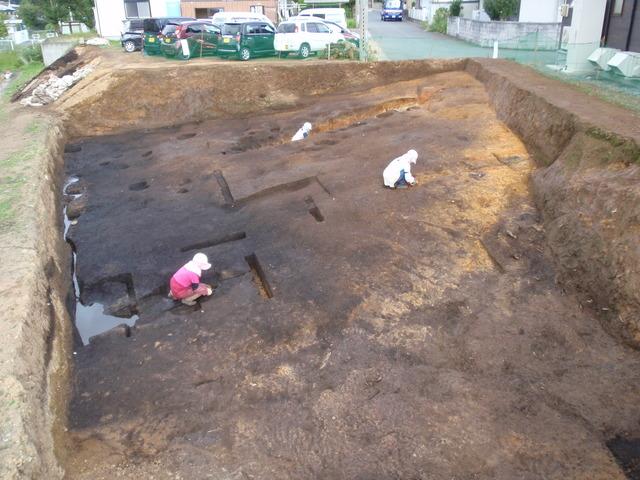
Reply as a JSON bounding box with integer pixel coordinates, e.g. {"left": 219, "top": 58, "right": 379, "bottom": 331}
{"left": 20, "top": 66, "right": 93, "bottom": 107}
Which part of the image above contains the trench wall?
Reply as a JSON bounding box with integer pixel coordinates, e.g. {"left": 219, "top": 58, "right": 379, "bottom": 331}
{"left": 467, "top": 58, "right": 640, "bottom": 347}
{"left": 57, "top": 59, "right": 466, "bottom": 137}
{"left": 0, "top": 118, "right": 73, "bottom": 480}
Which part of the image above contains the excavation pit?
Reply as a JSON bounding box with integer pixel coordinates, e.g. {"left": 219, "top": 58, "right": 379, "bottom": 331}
{"left": 9, "top": 57, "right": 640, "bottom": 480}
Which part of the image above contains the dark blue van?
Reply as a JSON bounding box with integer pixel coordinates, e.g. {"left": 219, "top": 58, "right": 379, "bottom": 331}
{"left": 381, "top": 0, "right": 403, "bottom": 21}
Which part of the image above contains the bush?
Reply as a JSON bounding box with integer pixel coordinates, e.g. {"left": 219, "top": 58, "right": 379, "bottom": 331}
{"left": 449, "top": 0, "right": 462, "bottom": 17}
{"left": 17, "top": 44, "right": 43, "bottom": 65}
{"left": 347, "top": 18, "right": 356, "bottom": 29}
{"left": 0, "top": 13, "right": 8, "bottom": 38}
{"left": 483, "top": 0, "right": 520, "bottom": 20}
{"left": 428, "top": 8, "right": 449, "bottom": 33}
{"left": 320, "top": 41, "right": 377, "bottom": 61}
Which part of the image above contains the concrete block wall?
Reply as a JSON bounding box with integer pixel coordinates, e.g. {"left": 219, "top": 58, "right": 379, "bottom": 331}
{"left": 447, "top": 17, "right": 561, "bottom": 50}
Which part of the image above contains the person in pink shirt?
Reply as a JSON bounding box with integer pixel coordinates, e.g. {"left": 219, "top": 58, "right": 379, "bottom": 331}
{"left": 169, "top": 253, "right": 213, "bottom": 305}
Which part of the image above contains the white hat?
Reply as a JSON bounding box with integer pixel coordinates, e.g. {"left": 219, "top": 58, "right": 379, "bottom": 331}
{"left": 192, "top": 252, "right": 211, "bottom": 270}
{"left": 303, "top": 122, "right": 312, "bottom": 131}
{"left": 407, "top": 149, "right": 418, "bottom": 164}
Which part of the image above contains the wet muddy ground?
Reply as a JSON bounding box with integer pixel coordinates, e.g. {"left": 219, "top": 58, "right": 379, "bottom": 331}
{"left": 63, "top": 71, "right": 640, "bottom": 479}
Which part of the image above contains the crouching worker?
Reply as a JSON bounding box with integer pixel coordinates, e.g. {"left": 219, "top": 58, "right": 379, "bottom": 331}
{"left": 169, "top": 253, "right": 213, "bottom": 306}
{"left": 291, "top": 122, "right": 312, "bottom": 142}
{"left": 383, "top": 149, "right": 418, "bottom": 189}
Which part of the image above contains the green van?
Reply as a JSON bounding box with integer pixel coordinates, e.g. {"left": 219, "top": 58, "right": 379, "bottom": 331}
{"left": 142, "top": 17, "right": 194, "bottom": 55}
{"left": 216, "top": 21, "right": 276, "bottom": 61}
{"left": 160, "top": 21, "right": 222, "bottom": 59}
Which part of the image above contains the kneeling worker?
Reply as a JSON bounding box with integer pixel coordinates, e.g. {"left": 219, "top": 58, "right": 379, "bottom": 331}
{"left": 169, "top": 252, "right": 214, "bottom": 306}
{"left": 292, "top": 122, "right": 312, "bottom": 142}
{"left": 383, "top": 149, "right": 418, "bottom": 189}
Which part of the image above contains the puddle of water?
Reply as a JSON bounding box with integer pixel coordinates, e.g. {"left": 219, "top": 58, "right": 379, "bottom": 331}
{"left": 64, "top": 176, "right": 138, "bottom": 346}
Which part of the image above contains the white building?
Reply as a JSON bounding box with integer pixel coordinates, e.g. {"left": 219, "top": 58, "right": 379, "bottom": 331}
{"left": 409, "top": 0, "right": 480, "bottom": 22}
{"left": 94, "top": 0, "right": 181, "bottom": 39}
{"left": 518, "top": 0, "right": 562, "bottom": 23}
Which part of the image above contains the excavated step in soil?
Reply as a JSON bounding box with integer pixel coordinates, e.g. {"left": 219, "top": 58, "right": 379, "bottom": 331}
{"left": 63, "top": 71, "right": 640, "bottom": 480}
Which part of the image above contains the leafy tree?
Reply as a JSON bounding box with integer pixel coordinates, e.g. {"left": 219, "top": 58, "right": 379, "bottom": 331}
{"left": 19, "top": 0, "right": 95, "bottom": 31}
{"left": 0, "top": 13, "right": 8, "bottom": 38}
{"left": 483, "top": 0, "right": 520, "bottom": 21}
{"left": 429, "top": 7, "right": 448, "bottom": 33}
{"left": 18, "top": 2, "right": 47, "bottom": 30}
{"left": 449, "top": 0, "right": 462, "bottom": 17}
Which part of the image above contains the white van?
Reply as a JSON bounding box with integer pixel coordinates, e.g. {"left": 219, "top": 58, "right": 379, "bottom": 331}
{"left": 211, "top": 11, "right": 275, "bottom": 28}
{"left": 296, "top": 8, "right": 347, "bottom": 29}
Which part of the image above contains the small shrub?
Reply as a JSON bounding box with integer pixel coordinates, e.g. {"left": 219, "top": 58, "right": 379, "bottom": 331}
{"left": 0, "top": 13, "right": 9, "bottom": 38}
{"left": 429, "top": 8, "right": 449, "bottom": 33}
{"left": 347, "top": 18, "right": 357, "bottom": 29}
{"left": 17, "top": 44, "right": 43, "bottom": 65}
{"left": 320, "top": 41, "right": 377, "bottom": 61}
{"left": 483, "top": 0, "right": 520, "bottom": 20}
{"left": 449, "top": 0, "right": 462, "bottom": 17}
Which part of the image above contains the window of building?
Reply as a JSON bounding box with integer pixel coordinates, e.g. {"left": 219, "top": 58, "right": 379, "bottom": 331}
{"left": 250, "top": 5, "right": 265, "bottom": 14}
{"left": 613, "top": 0, "right": 624, "bottom": 15}
{"left": 124, "top": 0, "right": 151, "bottom": 18}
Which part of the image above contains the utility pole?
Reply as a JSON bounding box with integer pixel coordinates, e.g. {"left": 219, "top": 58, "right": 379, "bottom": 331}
{"left": 358, "top": 0, "right": 368, "bottom": 61}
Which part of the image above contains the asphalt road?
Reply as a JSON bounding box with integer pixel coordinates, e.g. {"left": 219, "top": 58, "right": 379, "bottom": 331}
{"left": 366, "top": 11, "right": 491, "bottom": 61}
{"left": 367, "top": 11, "right": 558, "bottom": 65}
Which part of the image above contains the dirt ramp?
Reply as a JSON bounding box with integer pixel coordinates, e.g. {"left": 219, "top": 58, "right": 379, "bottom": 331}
{"left": 469, "top": 59, "right": 640, "bottom": 347}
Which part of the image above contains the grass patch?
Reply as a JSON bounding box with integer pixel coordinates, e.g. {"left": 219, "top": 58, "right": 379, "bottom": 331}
{"left": 3, "top": 62, "right": 44, "bottom": 99}
{"left": 0, "top": 140, "right": 44, "bottom": 230}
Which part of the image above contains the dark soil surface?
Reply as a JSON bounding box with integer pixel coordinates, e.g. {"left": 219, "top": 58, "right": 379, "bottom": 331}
{"left": 64, "top": 71, "right": 640, "bottom": 479}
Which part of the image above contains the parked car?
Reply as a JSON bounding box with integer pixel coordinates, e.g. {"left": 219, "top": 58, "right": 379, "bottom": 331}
{"left": 381, "top": 0, "right": 403, "bottom": 21}
{"left": 323, "top": 20, "right": 360, "bottom": 47}
{"left": 160, "top": 20, "right": 221, "bottom": 59}
{"left": 274, "top": 18, "right": 344, "bottom": 58}
{"left": 121, "top": 18, "right": 145, "bottom": 53}
{"left": 211, "top": 11, "right": 275, "bottom": 29}
{"left": 296, "top": 8, "right": 347, "bottom": 29}
{"left": 142, "top": 17, "right": 195, "bottom": 55}
{"left": 217, "top": 21, "right": 277, "bottom": 60}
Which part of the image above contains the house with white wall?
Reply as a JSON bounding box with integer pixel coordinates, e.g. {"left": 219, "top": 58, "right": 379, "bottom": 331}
{"left": 94, "top": 0, "right": 181, "bottom": 39}
{"left": 409, "top": 0, "right": 479, "bottom": 22}
{"left": 519, "top": 0, "right": 562, "bottom": 23}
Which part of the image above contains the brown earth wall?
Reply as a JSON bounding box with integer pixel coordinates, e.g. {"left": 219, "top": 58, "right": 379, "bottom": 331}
{"left": 467, "top": 58, "right": 640, "bottom": 347}
{"left": 0, "top": 118, "right": 73, "bottom": 480}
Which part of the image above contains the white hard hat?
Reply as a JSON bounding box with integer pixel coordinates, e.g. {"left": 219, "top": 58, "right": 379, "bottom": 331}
{"left": 192, "top": 252, "right": 211, "bottom": 270}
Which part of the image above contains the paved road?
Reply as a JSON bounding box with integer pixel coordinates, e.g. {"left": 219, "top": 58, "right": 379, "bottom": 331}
{"left": 367, "top": 11, "right": 491, "bottom": 61}
{"left": 367, "top": 11, "right": 557, "bottom": 65}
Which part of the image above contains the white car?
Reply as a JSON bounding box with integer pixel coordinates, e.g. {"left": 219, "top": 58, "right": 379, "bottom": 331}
{"left": 211, "top": 11, "right": 275, "bottom": 29}
{"left": 296, "top": 8, "right": 348, "bottom": 29}
{"left": 274, "top": 19, "right": 344, "bottom": 58}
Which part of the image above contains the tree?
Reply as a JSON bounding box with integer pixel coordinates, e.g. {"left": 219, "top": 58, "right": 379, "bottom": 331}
{"left": 0, "top": 13, "right": 8, "bottom": 38}
{"left": 19, "top": 0, "right": 95, "bottom": 31}
{"left": 483, "top": 0, "right": 520, "bottom": 21}
{"left": 18, "top": 2, "right": 47, "bottom": 30}
{"left": 449, "top": 0, "right": 462, "bottom": 17}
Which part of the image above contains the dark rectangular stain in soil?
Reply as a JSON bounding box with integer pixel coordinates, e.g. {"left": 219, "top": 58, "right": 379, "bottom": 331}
{"left": 304, "top": 195, "right": 325, "bottom": 222}
{"left": 180, "top": 231, "right": 247, "bottom": 253}
{"left": 607, "top": 437, "right": 640, "bottom": 479}
{"left": 236, "top": 177, "right": 316, "bottom": 206}
{"left": 213, "top": 170, "right": 235, "bottom": 206}
{"left": 245, "top": 253, "right": 273, "bottom": 299}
